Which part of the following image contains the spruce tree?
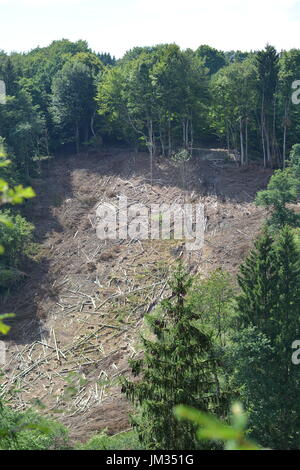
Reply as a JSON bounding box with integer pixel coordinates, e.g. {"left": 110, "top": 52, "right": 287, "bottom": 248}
{"left": 233, "top": 227, "right": 300, "bottom": 449}
{"left": 121, "top": 264, "right": 226, "bottom": 450}
{"left": 271, "top": 227, "right": 300, "bottom": 448}
{"left": 274, "top": 227, "right": 300, "bottom": 343}
{"left": 237, "top": 228, "right": 278, "bottom": 334}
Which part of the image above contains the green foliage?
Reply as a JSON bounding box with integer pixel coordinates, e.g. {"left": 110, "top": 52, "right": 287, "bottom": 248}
{"left": 51, "top": 58, "right": 97, "bottom": 153}
{"left": 196, "top": 45, "right": 227, "bottom": 75}
{"left": 290, "top": 143, "right": 300, "bottom": 178}
{"left": 121, "top": 263, "right": 227, "bottom": 450}
{"left": 175, "top": 403, "right": 261, "bottom": 450}
{"left": 232, "top": 227, "right": 300, "bottom": 449}
{"left": 0, "top": 181, "right": 35, "bottom": 206}
{"left": 171, "top": 149, "right": 191, "bottom": 165}
{"left": 256, "top": 45, "right": 279, "bottom": 167}
{"left": 97, "top": 44, "right": 209, "bottom": 157}
{"left": 256, "top": 45, "right": 279, "bottom": 106}
{"left": 188, "top": 269, "right": 235, "bottom": 346}
{"left": 0, "top": 403, "right": 69, "bottom": 450}
{"left": 0, "top": 210, "right": 34, "bottom": 261}
{"left": 0, "top": 142, "right": 35, "bottom": 208}
{"left": 78, "top": 430, "right": 142, "bottom": 450}
{"left": 0, "top": 144, "right": 34, "bottom": 331}
{"left": 256, "top": 169, "right": 299, "bottom": 229}
{"left": 279, "top": 51, "right": 300, "bottom": 164}
{"left": 0, "top": 210, "right": 34, "bottom": 287}
{"left": 0, "top": 314, "right": 15, "bottom": 334}
{"left": 237, "top": 229, "right": 278, "bottom": 329}
{"left": 2, "top": 40, "right": 300, "bottom": 167}
{"left": 210, "top": 58, "right": 257, "bottom": 164}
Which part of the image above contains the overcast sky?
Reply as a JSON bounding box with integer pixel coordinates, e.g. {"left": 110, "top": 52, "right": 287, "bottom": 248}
{"left": 1, "top": 0, "right": 300, "bottom": 57}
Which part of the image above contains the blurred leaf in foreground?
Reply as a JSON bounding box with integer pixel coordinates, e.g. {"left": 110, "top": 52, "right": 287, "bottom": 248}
{"left": 175, "top": 402, "right": 262, "bottom": 450}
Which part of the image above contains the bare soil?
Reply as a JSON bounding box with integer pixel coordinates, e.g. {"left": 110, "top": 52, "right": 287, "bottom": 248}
{"left": 0, "top": 148, "right": 272, "bottom": 443}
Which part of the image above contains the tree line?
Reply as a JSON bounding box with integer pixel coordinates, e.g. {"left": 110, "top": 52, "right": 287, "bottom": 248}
{"left": 1, "top": 40, "right": 300, "bottom": 180}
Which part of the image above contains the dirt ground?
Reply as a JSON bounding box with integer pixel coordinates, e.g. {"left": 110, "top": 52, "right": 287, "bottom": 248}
{"left": 0, "top": 148, "right": 272, "bottom": 443}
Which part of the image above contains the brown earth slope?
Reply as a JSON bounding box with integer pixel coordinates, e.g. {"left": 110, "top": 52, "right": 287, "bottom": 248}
{"left": 0, "top": 149, "right": 272, "bottom": 442}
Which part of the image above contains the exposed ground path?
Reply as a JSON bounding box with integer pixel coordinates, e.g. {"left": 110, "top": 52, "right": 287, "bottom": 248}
{"left": 0, "top": 149, "right": 272, "bottom": 442}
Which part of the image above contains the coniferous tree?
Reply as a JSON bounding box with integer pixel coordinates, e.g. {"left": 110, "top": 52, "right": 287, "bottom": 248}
{"left": 237, "top": 229, "right": 278, "bottom": 334}
{"left": 121, "top": 264, "right": 226, "bottom": 450}
{"left": 233, "top": 227, "right": 300, "bottom": 449}
{"left": 273, "top": 227, "right": 300, "bottom": 363}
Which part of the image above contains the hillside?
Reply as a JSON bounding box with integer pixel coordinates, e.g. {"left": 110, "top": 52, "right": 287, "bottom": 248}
{"left": 0, "top": 149, "right": 272, "bottom": 443}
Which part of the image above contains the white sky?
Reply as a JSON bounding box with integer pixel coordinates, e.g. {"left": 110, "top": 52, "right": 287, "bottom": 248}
{"left": 1, "top": 0, "right": 300, "bottom": 57}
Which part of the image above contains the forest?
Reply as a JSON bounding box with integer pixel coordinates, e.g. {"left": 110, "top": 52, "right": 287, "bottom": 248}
{"left": 1, "top": 40, "right": 300, "bottom": 175}
{"left": 1, "top": 38, "right": 300, "bottom": 451}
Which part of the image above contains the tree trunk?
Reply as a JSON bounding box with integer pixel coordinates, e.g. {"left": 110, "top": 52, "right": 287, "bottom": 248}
{"left": 168, "top": 116, "right": 172, "bottom": 156}
{"left": 91, "top": 111, "right": 96, "bottom": 138}
{"left": 272, "top": 94, "right": 277, "bottom": 161}
{"left": 75, "top": 122, "right": 80, "bottom": 154}
{"left": 226, "top": 125, "right": 230, "bottom": 155}
{"left": 185, "top": 119, "right": 189, "bottom": 150}
{"left": 239, "top": 116, "right": 245, "bottom": 166}
{"left": 159, "top": 118, "right": 165, "bottom": 157}
{"left": 147, "top": 118, "right": 155, "bottom": 185}
{"left": 261, "top": 93, "right": 267, "bottom": 168}
{"left": 190, "top": 118, "right": 194, "bottom": 156}
{"left": 245, "top": 117, "right": 248, "bottom": 165}
{"left": 266, "top": 130, "right": 271, "bottom": 166}
{"left": 45, "top": 127, "right": 50, "bottom": 156}
{"left": 283, "top": 101, "right": 288, "bottom": 170}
